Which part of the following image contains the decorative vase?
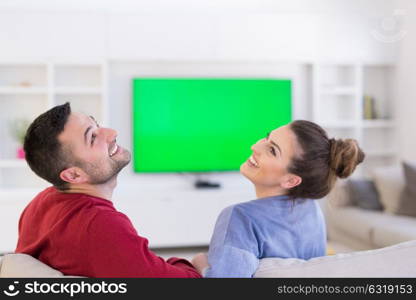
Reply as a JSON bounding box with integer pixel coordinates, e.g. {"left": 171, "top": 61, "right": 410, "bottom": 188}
{"left": 17, "top": 147, "right": 25, "bottom": 159}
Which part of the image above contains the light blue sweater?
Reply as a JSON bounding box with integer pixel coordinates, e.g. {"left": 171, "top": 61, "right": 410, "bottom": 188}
{"left": 204, "top": 195, "right": 327, "bottom": 277}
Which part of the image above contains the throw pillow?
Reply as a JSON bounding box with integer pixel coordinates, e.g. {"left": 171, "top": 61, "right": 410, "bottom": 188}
{"left": 397, "top": 161, "right": 416, "bottom": 216}
{"left": 326, "top": 180, "right": 353, "bottom": 207}
{"left": 371, "top": 165, "right": 405, "bottom": 214}
{"left": 347, "top": 179, "right": 382, "bottom": 210}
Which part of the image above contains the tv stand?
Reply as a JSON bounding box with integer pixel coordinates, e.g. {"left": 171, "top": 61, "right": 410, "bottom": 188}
{"left": 113, "top": 172, "right": 254, "bottom": 248}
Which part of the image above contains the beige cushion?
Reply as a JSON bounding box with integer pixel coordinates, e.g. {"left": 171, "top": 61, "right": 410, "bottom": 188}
{"left": 397, "top": 161, "right": 416, "bottom": 216}
{"left": 325, "top": 206, "right": 385, "bottom": 244}
{"left": 326, "top": 180, "right": 352, "bottom": 208}
{"left": 255, "top": 240, "right": 416, "bottom": 277}
{"left": 371, "top": 215, "right": 416, "bottom": 247}
{"left": 0, "top": 254, "right": 64, "bottom": 278}
{"left": 371, "top": 165, "right": 405, "bottom": 214}
{"left": 326, "top": 206, "right": 416, "bottom": 248}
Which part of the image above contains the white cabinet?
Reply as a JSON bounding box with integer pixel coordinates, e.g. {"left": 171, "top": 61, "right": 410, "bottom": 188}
{"left": 312, "top": 63, "right": 397, "bottom": 177}
{"left": 0, "top": 60, "right": 108, "bottom": 193}
{"left": 114, "top": 176, "right": 255, "bottom": 248}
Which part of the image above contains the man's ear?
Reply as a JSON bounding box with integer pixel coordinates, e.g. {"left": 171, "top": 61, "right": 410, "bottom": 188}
{"left": 281, "top": 174, "right": 302, "bottom": 190}
{"left": 60, "top": 167, "right": 88, "bottom": 185}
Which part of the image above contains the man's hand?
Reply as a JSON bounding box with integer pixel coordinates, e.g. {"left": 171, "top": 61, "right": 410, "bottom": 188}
{"left": 191, "top": 252, "right": 209, "bottom": 276}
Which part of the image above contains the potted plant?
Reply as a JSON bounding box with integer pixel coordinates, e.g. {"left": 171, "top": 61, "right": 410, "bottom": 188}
{"left": 9, "top": 118, "right": 30, "bottom": 159}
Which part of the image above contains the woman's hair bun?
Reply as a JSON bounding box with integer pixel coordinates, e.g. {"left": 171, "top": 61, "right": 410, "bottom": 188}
{"left": 329, "top": 138, "right": 365, "bottom": 178}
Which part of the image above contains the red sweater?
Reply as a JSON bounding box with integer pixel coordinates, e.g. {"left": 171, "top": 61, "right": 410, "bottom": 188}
{"left": 15, "top": 187, "right": 201, "bottom": 278}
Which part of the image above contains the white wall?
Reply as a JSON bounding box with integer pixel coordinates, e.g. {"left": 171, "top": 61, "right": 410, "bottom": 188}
{"left": 0, "top": 12, "right": 108, "bottom": 58}
{"left": 107, "top": 12, "right": 397, "bottom": 62}
{"left": 395, "top": 0, "right": 416, "bottom": 161}
{"left": 0, "top": 0, "right": 399, "bottom": 62}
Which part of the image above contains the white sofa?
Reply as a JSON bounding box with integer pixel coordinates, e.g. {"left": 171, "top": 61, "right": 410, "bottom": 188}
{"left": 324, "top": 165, "right": 416, "bottom": 251}
{"left": 1, "top": 239, "right": 416, "bottom": 278}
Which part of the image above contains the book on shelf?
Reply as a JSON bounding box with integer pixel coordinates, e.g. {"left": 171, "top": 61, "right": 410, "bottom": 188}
{"left": 363, "top": 95, "right": 377, "bottom": 119}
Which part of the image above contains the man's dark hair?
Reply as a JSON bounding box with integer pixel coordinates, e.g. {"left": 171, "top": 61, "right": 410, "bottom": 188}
{"left": 24, "top": 102, "right": 72, "bottom": 190}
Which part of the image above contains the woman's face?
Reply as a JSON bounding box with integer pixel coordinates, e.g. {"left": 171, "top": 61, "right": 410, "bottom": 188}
{"left": 240, "top": 125, "right": 302, "bottom": 195}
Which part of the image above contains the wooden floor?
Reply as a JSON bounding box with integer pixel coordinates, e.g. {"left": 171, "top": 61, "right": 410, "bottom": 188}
{"left": 152, "top": 245, "right": 209, "bottom": 261}
{"left": 326, "top": 240, "right": 355, "bottom": 254}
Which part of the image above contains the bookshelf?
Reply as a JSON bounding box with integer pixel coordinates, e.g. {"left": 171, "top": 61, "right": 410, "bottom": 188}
{"left": 0, "top": 60, "right": 108, "bottom": 194}
{"left": 312, "top": 63, "right": 397, "bottom": 177}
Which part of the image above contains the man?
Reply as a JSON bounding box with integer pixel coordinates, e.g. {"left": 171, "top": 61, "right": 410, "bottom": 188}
{"left": 15, "top": 103, "right": 201, "bottom": 278}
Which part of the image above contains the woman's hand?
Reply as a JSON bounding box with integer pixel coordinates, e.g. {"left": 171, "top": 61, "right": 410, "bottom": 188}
{"left": 191, "top": 252, "right": 209, "bottom": 275}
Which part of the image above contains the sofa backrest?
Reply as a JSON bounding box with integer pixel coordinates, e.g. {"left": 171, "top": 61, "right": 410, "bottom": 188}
{"left": 0, "top": 253, "right": 64, "bottom": 278}
{"left": 2, "top": 240, "right": 416, "bottom": 278}
{"left": 371, "top": 165, "right": 406, "bottom": 213}
{"left": 255, "top": 239, "right": 416, "bottom": 277}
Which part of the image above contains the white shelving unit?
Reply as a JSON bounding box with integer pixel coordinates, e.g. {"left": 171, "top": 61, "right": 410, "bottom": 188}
{"left": 312, "top": 63, "right": 397, "bottom": 177}
{"left": 0, "top": 159, "right": 27, "bottom": 168}
{"left": 0, "top": 60, "right": 108, "bottom": 195}
{"left": 0, "top": 87, "right": 49, "bottom": 94}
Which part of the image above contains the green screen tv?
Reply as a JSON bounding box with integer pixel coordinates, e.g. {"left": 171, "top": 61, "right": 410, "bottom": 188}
{"left": 132, "top": 78, "right": 291, "bottom": 172}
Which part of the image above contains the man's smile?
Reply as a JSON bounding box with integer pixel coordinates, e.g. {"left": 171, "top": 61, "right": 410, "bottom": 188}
{"left": 109, "top": 144, "right": 119, "bottom": 157}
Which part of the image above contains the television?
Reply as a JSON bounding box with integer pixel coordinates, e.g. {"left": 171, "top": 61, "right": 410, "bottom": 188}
{"left": 132, "top": 78, "right": 291, "bottom": 173}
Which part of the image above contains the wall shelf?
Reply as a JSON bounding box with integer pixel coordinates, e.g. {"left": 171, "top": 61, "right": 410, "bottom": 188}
{"left": 54, "top": 87, "right": 102, "bottom": 95}
{"left": 312, "top": 63, "right": 397, "bottom": 177}
{"left": 0, "top": 159, "right": 27, "bottom": 168}
{"left": 320, "top": 121, "right": 357, "bottom": 129}
{"left": 0, "top": 87, "right": 48, "bottom": 95}
{"left": 0, "top": 60, "right": 108, "bottom": 192}
{"left": 319, "top": 86, "right": 357, "bottom": 95}
{"left": 362, "top": 119, "right": 395, "bottom": 128}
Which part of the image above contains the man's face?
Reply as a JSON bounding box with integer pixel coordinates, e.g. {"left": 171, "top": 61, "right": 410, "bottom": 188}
{"left": 58, "top": 112, "right": 131, "bottom": 185}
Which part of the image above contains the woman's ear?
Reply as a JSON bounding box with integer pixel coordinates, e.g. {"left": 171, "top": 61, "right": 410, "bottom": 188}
{"left": 281, "top": 174, "right": 302, "bottom": 190}
{"left": 60, "top": 167, "right": 89, "bottom": 185}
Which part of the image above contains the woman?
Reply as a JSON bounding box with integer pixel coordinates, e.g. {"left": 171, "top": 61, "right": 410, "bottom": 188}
{"left": 191, "top": 120, "right": 365, "bottom": 277}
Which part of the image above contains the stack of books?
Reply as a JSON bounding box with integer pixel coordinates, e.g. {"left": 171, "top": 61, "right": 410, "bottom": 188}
{"left": 363, "top": 95, "right": 377, "bottom": 119}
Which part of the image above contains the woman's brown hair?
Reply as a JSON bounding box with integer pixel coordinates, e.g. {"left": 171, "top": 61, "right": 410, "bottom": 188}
{"left": 288, "top": 120, "right": 365, "bottom": 199}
